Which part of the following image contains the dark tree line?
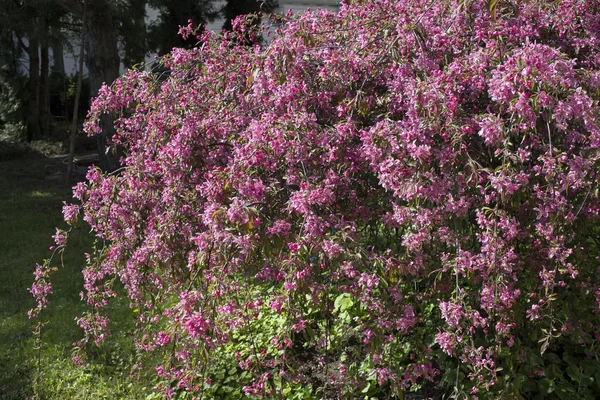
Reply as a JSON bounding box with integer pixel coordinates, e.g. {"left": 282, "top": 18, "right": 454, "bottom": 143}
{"left": 0, "top": 0, "right": 276, "bottom": 169}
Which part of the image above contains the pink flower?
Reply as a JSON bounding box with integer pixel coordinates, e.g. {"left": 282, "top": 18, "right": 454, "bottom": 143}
{"left": 363, "top": 329, "right": 376, "bottom": 344}
{"left": 269, "top": 299, "right": 283, "bottom": 313}
{"left": 435, "top": 331, "right": 456, "bottom": 355}
{"left": 52, "top": 228, "right": 67, "bottom": 247}
{"left": 288, "top": 243, "right": 301, "bottom": 253}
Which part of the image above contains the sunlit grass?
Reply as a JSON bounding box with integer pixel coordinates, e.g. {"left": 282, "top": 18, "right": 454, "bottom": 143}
{"left": 29, "top": 190, "right": 52, "bottom": 198}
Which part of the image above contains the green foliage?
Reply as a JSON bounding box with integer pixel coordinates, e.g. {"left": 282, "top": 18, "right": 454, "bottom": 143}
{"left": 508, "top": 344, "right": 600, "bottom": 400}
{"left": 0, "top": 73, "right": 26, "bottom": 126}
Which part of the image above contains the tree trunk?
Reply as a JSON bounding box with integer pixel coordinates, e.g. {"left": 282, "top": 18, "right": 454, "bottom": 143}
{"left": 27, "top": 35, "right": 40, "bottom": 142}
{"left": 122, "top": 0, "right": 147, "bottom": 69}
{"left": 39, "top": 26, "right": 50, "bottom": 139}
{"left": 66, "top": 0, "right": 86, "bottom": 185}
{"left": 85, "top": 1, "right": 120, "bottom": 171}
{"left": 51, "top": 27, "right": 65, "bottom": 75}
{"left": 50, "top": 25, "right": 66, "bottom": 120}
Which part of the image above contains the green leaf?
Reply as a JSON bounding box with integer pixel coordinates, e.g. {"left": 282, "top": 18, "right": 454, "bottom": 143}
{"left": 545, "top": 353, "right": 561, "bottom": 364}
{"left": 339, "top": 311, "right": 352, "bottom": 323}
{"left": 529, "top": 353, "right": 544, "bottom": 367}
{"left": 361, "top": 382, "right": 371, "bottom": 394}
{"left": 522, "top": 379, "right": 537, "bottom": 392}
{"left": 334, "top": 293, "right": 354, "bottom": 313}
{"left": 538, "top": 378, "right": 555, "bottom": 395}
{"left": 564, "top": 355, "right": 579, "bottom": 366}
{"left": 566, "top": 364, "right": 582, "bottom": 383}
{"left": 489, "top": 0, "right": 500, "bottom": 19}
{"left": 549, "top": 364, "right": 564, "bottom": 380}
{"left": 556, "top": 383, "right": 576, "bottom": 397}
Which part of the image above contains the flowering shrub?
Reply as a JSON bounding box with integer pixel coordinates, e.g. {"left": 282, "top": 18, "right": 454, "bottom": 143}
{"left": 31, "top": 0, "right": 600, "bottom": 398}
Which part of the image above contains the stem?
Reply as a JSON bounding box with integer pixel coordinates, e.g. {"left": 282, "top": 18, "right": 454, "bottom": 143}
{"left": 33, "top": 321, "right": 43, "bottom": 399}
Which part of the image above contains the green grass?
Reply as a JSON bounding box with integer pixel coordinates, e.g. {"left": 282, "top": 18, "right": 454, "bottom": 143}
{"left": 0, "top": 156, "right": 157, "bottom": 399}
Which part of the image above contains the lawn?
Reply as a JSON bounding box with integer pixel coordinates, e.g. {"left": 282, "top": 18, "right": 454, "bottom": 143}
{"left": 0, "top": 155, "right": 156, "bottom": 399}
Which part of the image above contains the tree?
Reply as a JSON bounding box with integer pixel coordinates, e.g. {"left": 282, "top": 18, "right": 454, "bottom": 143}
{"left": 147, "top": 0, "right": 219, "bottom": 55}
{"left": 32, "top": 0, "right": 600, "bottom": 398}
{"left": 25, "top": 34, "right": 40, "bottom": 141}
{"left": 119, "top": 0, "right": 148, "bottom": 70}
{"left": 39, "top": 3, "right": 67, "bottom": 138}
{"left": 57, "top": 0, "right": 134, "bottom": 170}
{"left": 0, "top": 16, "right": 25, "bottom": 131}
{"left": 66, "top": 0, "right": 86, "bottom": 185}
{"left": 58, "top": 0, "right": 216, "bottom": 171}
{"left": 220, "top": 0, "right": 278, "bottom": 47}
{"left": 0, "top": 0, "right": 68, "bottom": 141}
{"left": 83, "top": 0, "right": 121, "bottom": 170}
{"left": 221, "top": 0, "right": 262, "bottom": 31}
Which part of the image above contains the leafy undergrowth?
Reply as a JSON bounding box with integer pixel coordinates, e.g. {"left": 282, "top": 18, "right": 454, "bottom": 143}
{"left": 0, "top": 157, "right": 156, "bottom": 399}
{"left": 0, "top": 124, "right": 66, "bottom": 161}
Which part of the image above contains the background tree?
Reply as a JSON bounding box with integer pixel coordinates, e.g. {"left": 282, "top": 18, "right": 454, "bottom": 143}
{"left": 82, "top": 0, "right": 121, "bottom": 170}
{"left": 119, "top": 0, "right": 148, "bottom": 69}
{"left": 148, "top": 0, "right": 219, "bottom": 55}
{"left": 66, "top": 0, "right": 86, "bottom": 184}
{"left": 221, "top": 0, "right": 277, "bottom": 32}
{"left": 0, "top": 0, "right": 69, "bottom": 142}
{"left": 0, "top": 13, "right": 25, "bottom": 131}
{"left": 39, "top": 4, "right": 68, "bottom": 138}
